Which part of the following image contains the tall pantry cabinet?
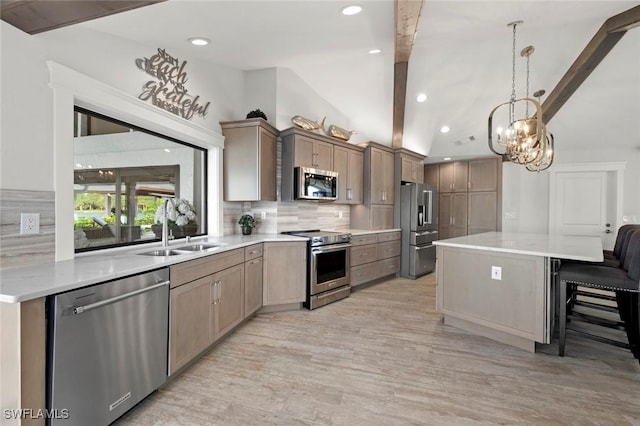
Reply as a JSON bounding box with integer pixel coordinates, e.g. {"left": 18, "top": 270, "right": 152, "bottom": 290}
{"left": 425, "top": 157, "right": 502, "bottom": 239}
{"left": 350, "top": 142, "right": 395, "bottom": 229}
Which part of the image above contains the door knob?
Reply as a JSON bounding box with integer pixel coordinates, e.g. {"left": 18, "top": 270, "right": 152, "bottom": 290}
{"left": 604, "top": 229, "right": 612, "bottom": 233}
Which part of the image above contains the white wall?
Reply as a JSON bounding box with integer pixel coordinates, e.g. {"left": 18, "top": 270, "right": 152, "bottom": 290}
{"left": 0, "top": 22, "right": 53, "bottom": 191}
{"left": 274, "top": 68, "right": 371, "bottom": 143}
{"left": 244, "top": 68, "right": 278, "bottom": 126}
{"left": 501, "top": 146, "right": 640, "bottom": 234}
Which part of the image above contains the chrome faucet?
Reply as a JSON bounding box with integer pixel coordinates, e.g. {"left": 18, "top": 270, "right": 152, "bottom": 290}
{"left": 161, "top": 198, "right": 174, "bottom": 247}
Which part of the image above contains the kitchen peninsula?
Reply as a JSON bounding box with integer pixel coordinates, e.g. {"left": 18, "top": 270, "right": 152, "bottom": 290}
{"left": 434, "top": 232, "right": 603, "bottom": 352}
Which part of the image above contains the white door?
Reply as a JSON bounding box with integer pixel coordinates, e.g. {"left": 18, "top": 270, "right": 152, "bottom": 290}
{"left": 549, "top": 164, "right": 625, "bottom": 250}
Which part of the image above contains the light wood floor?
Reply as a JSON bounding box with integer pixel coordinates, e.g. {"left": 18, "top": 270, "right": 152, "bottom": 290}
{"left": 117, "top": 274, "right": 640, "bottom": 425}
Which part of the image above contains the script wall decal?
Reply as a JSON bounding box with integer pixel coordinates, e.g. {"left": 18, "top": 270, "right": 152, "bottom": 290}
{"left": 135, "top": 48, "right": 210, "bottom": 120}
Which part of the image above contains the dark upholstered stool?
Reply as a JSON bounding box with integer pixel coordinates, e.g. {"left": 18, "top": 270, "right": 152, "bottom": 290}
{"left": 558, "top": 230, "right": 640, "bottom": 359}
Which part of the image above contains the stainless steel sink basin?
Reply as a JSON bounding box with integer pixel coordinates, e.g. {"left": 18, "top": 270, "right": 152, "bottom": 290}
{"left": 138, "top": 249, "right": 184, "bottom": 256}
{"left": 175, "top": 243, "right": 220, "bottom": 252}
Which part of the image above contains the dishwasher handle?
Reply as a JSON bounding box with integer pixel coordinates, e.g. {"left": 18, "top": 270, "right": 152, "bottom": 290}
{"left": 73, "top": 280, "right": 169, "bottom": 315}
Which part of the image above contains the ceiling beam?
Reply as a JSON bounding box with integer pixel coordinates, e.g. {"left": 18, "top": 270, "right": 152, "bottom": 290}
{"left": 542, "top": 5, "right": 640, "bottom": 124}
{"left": 392, "top": 0, "right": 424, "bottom": 149}
{"left": 0, "top": 0, "right": 165, "bottom": 35}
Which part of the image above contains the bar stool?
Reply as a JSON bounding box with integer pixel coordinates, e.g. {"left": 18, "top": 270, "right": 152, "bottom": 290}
{"left": 558, "top": 230, "right": 640, "bottom": 359}
{"left": 566, "top": 226, "right": 640, "bottom": 317}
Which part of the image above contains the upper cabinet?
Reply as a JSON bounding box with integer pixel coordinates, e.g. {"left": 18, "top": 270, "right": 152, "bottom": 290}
{"left": 369, "top": 146, "right": 395, "bottom": 205}
{"left": 334, "top": 145, "right": 364, "bottom": 204}
{"left": 468, "top": 157, "right": 500, "bottom": 192}
{"left": 395, "top": 149, "right": 425, "bottom": 184}
{"left": 351, "top": 142, "right": 396, "bottom": 230}
{"left": 281, "top": 128, "right": 334, "bottom": 171}
{"left": 424, "top": 164, "right": 439, "bottom": 188}
{"left": 221, "top": 118, "right": 278, "bottom": 201}
{"left": 439, "top": 161, "right": 468, "bottom": 193}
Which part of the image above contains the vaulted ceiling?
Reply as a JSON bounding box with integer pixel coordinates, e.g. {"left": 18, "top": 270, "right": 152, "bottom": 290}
{"left": 3, "top": 0, "right": 639, "bottom": 162}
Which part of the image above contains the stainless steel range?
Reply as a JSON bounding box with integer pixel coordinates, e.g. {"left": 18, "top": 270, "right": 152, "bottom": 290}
{"left": 283, "top": 230, "right": 352, "bottom": 309}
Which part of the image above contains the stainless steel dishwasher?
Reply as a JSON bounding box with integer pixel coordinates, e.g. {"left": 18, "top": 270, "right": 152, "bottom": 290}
{"left": 48, "top": 268, "right": 169, "bottom": 425}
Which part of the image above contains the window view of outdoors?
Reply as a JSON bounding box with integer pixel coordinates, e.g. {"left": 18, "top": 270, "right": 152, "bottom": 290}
{"left": 74, "top": 108, "right": 206, "bottom": 252}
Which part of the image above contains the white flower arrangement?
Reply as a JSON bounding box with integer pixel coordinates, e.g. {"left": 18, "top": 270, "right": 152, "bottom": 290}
{"left": 155, "top": 198, "right": 197, "bottom": 227}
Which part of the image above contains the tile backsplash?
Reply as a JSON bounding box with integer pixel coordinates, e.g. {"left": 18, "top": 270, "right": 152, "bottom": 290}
{"left": 223, "top": 200, "right": 350, "bottom": 235}
{"left": 0, "top": 188, "right": 55, "bottom": 269}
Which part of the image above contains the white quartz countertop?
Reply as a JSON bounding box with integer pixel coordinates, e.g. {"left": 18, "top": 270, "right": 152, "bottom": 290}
{"left": 433, "top": 232, "right": 604, "bottom": 262}
{"left": 0, "top": 234, "right": 306, "bottom": 303}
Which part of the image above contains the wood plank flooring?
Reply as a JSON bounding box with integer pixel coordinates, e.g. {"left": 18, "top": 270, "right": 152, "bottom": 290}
{"left": 116, "top": 274, "right": 640, "bottom": 425}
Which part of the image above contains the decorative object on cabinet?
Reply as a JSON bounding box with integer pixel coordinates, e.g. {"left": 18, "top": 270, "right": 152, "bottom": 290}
{"left": 291, "top": 115, "right": 325, "bottom": 131}
{"left": 324, "top": 123, "right": 356, "bottom": 141}
{"left": 487, "top": 21, "right": 552, "bottom": 170}
{"left": 238, "top": 214, "right": 256, "bottom": 235}
{"left": 245, "top": 108, "right": 267, "bottom": 120}
{"left": 221, "top": 118, "right": 278, "bottom": 201}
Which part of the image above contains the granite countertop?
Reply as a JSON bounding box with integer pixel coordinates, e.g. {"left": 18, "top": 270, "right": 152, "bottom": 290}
{"left": 0, "top": 234, "right": 306, "bottom": 303}
{"left": 433, "top": 231, "right": 603, "bottom": 262}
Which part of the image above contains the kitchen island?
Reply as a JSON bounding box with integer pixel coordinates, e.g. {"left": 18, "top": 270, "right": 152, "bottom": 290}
{"left": 434, "top": 232, "right": 603, "bottom": 352}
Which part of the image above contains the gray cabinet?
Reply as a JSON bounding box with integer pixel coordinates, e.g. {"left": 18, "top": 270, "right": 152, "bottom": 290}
{"left": 439, "top": 161, "right": 468, "bottom": 193}
{"left": 281, "top": 127, "right": 338, "bottom": 201}
{"left": 221, "top": 118, "right": 278, "bottom": 201}
{"left": 351, "top": 142, "right": 396, "bottom": 230}
{"left": 334, "top": 145, "right": 364, "bottom": 204}
{"left": 395, "top": 149, "right": 425, "bottom": 184}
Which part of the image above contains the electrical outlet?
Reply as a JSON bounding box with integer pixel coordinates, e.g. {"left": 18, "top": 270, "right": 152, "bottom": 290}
{"left": 491, "top": 266, "right": 502, "bottom": 280}
{"left": 20, "top": 213, "right": 40, "bottom": 235}
{"left": 261, "top": 212, "right": 266, "bottom": 220}
{"left": 338, "top": 211, "right": 343, "bottom": 219}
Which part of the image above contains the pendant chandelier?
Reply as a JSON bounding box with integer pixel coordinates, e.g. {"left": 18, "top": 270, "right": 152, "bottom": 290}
{"left": 488, "top": 21, "right": 554, "bottom": 172}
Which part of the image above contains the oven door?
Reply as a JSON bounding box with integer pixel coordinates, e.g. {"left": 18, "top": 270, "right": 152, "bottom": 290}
{"left": 310, "top": 243, "right": 351, "bottom": 295}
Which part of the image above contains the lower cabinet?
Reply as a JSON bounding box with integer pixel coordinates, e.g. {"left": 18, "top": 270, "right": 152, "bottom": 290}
{"left": 212, "top": 263, "right": 244, "bottom": 339}
{"left": 263, "top": 241, "right": 306, "bottom": 305}
{"left": 350, "top": 231, "right": 401, "bottom": 287}
{"left": 168, "top": 247, "right": 249, "bottom": 375}
{"left": 244, "top": 256, "right": 263, "bottom": 317}
{"left": 169, "top": 276, "right": 213, "bottom": 374}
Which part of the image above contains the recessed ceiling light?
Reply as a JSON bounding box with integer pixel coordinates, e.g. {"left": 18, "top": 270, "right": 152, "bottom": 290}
{"left": 444, "top": 157, "right": 452, "bottom": 161}
{"left": 189, "top": 37, "right": 210, "bottom": 46}
{"left": 369, "top": 48, "right": 381, "bottom": 54}
{"left": 416, "top": 93, "right": 427, "bottom": 103}
{"left": 440, "top": 126, "right": 450, "bottom": 133}
{"left": 164, "top": 148, "right": 171, "bottom": 153}
{"left": 342, "top": 5, "right": 362, "bottom": 16}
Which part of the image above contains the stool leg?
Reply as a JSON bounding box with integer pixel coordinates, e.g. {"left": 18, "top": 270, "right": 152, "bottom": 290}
{"left": 559, "top": 280, "right": 567, "bottom": 356}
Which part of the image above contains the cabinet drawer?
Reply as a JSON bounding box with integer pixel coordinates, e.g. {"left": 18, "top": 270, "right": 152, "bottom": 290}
{"left": 377, "top": 231, "right": 400, "bottom": 242}
{"left": 170, "top": 248, "right": 245, "bottom": 288}
{"left": 244, "top": 243, "right": 263, "bottom": 261}
{"left": 351, "top": 263, "right": 378, "bottom": 286}
{"left": 350, "top": 244, "right": 377, "bottom": 267}
{"left": 351, "top": 234, "right": 378, "bottom": 246}
{"left": 377, "top": 240, "right": 400, "bottom": 260}
{"left": 377, "top": 256, "right": 400, "bottom": 277}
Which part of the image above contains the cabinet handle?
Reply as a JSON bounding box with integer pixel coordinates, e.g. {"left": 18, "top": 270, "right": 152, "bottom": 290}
{"left": 468, "top": 181, "right": 471, "bottom": 189}
{"left": 249, "top": 259, "right": 261, "bottom": 265}
{"left": 217, "top": 280, "right": 222, "bottom": 303}
{"left": 211, "top": 281, "right": 217, "bottom": 305}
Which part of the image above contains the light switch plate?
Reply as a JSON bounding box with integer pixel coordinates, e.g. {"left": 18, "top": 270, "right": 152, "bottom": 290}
{"left": 491, "top": 265, "right": 502, "bottom": 280}
{"left": 20, "top": 213, "right": 40, "bottom": 235}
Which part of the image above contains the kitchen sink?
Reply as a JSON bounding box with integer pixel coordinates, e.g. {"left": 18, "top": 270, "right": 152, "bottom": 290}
{"left": 175, "top": 243, "right": 220, "bottom": 252}
{"left": 138, "top": 249, "right": 184, "bottom": 257}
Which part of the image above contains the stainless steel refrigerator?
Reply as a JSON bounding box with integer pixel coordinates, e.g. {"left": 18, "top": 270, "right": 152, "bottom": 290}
{"left": 400, "top": 183, "right": 438, "bottom": 279}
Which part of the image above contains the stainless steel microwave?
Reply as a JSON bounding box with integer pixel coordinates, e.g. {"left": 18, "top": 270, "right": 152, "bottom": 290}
{"left": 294, "top": 167, "right": 338, "bottom": 201}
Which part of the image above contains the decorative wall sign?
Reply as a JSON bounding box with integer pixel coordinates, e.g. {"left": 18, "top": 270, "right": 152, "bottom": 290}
{"left": 135, "top": 48, "right": 210, "bottom": 120}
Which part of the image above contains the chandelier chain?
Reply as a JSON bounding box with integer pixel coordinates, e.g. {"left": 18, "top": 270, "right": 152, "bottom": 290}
{"left": 511, "top": 23, "right": 517, "bottom": 103}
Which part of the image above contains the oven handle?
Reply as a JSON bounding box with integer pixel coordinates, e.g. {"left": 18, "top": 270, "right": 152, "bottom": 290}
{"left": 311, "top": 243, "right": 352, "bottom": 254}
